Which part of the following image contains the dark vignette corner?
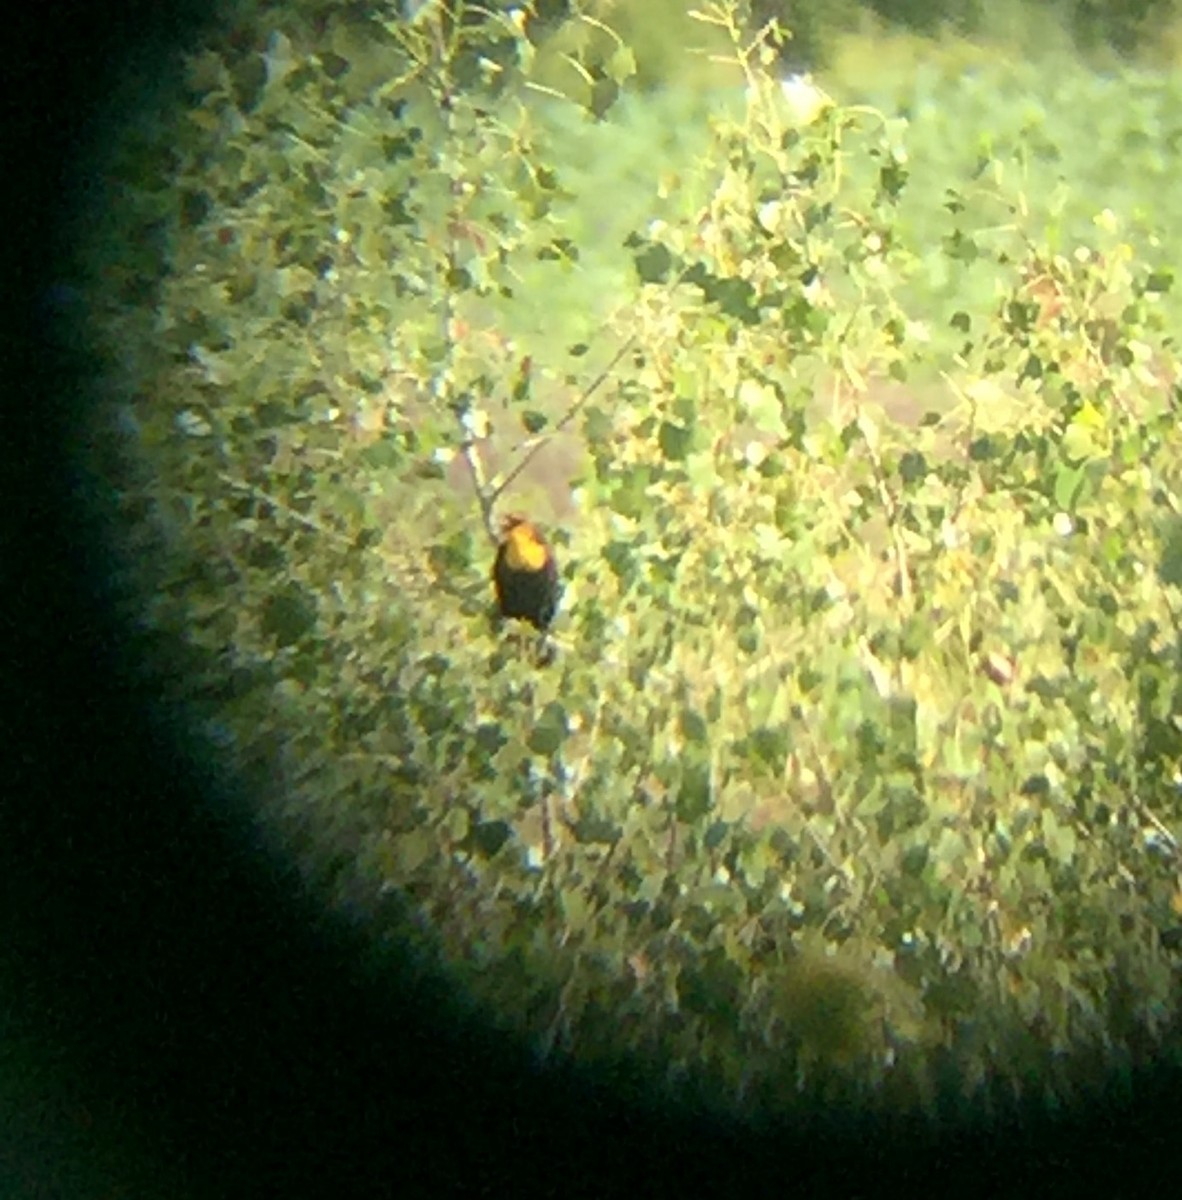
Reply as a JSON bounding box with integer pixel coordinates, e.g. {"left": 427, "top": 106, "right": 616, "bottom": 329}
{"left": 3, "top": 3, "right": 1182, "bottom": 1199}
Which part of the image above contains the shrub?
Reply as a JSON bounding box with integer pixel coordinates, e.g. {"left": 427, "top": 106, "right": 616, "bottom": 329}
{"left": 80, "top": 0, "right": 1182, "bottom": 1124}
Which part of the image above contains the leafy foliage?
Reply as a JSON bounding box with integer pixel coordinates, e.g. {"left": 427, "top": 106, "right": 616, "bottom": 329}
{"left": 80, "top": 0, "right": 1182, "bottom": 1126}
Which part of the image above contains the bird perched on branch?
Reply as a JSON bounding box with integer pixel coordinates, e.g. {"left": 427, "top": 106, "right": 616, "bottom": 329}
{"left": 492, "top": 514, "right": 560, "bottom": 631}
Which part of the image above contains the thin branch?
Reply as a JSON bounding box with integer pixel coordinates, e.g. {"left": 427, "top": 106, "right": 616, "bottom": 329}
{"left": 216, "top": 470, "right": 439, "bottom": 593}
{"left": 540, "top": 784, "right": 554, "bottom": 862}
{"left": 461, "top": 436, "right": 500, "bottom": 545}
{"left": 217, "top": 472, "right": 350, "bottom": 545}
{"left": 940, "top": 367, "right": 979, "bottom": 527}
{"left": 522, "top": 80, "right": 579, "bottom": 103}
{"left": 577, "top": 11, "right": 625, "bottom": 47}
{"left": 1133, "top": 794, "right": 1181, "bottom": 861}
{"left": 858, "top": 410, "right": 913, "bottom": 607}
{"left": 489, "top": 332, "right": 637, "bottom": 507}
{"left": 426, "top": 21, "right": 500, "bottom": 549}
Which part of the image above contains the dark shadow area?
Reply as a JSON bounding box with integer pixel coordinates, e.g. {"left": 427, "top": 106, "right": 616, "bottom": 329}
{"left": 3, "top": 2, "right": 1182, "bottom": 1198}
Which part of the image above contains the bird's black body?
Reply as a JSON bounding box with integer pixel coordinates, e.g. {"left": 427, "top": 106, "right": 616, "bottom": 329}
{"left": 492, "top": 516, "right": 560, "bottom": 631}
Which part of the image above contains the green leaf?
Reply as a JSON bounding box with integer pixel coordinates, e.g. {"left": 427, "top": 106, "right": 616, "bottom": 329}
{"left": 1042, "top": 808, "right": 1077, "bottom": 865}
{"left": 1157, "top": 516, "right": 1182, "bottom": 587}
{"left": 854, "top": 784, "right": 888, "bottom": 818}
{"left": 738, "top": 378, "right": 786, "bottom": 437}
{"left": 528, "top": 701, "right": 568, "bottom": 754}
{"left": 697, "top": 273, "right": 759, "bottom": 324}
{"left": 898, "top": 450, "right": 927, "bottom": 485}
{"left": 678, "top": 947, "right": 742, "bottom": 1022}
{"left": 1061, "top": 411, "right": 1104, "bottom": 463}
{"left": 685, "top": 451, "right": 716, "bottom": 490}
{"left": 606, "top": 44, "right": 637, "bottom": 85}
{"left": 690, "top": 882, "right": 744, "bottom": 918}
{"left": 470, "top": 819, "right": 512, "bottom": 858}
{"left": 603, "top": 538, "right": 637, "bottom": 582}
{"left": 571, "top": 813, "right": 620, "bottom": 844}
{"left": 739, "top": 838, "right": 779, "bottom": 888}
{"left": 747, "top": 725, "right": 790, "bottom": 770}
{"left": 944, "top": 229, "right": 979, "bottom": 264}
{"left": 583, "top": 405, "right": 612, "bottom": 442}
{"left": 878, "top": 158, "right": 908, "bottom": 202}
{"left": 932, "top": 826, "right": 968, "bottom": 878}
{"left": 680, "top": 707, "right": 710, "bottom": 745}
{"left": 607, "top": 466, "right": 651, "bottom": 518}
{"left": 703, "top": 820, "right": 729, "bottom": 851}
{"left": 395, "top": 827, "right": 434, "bottom": 874}
{"left": 559, "top": 886, "right": 592, "bottom": 931}
{"left": 1053, "top": 463, "right": 1086, "bottom": 510}
{"left": 536, "top": 237, "right": 579, "bottom": 263}
{"left": 474, "top": 722, "right": 507, "bottom": 756}
{"left": 632, "top": 240, "right": 674, "bottom": 284}
{"left": 659, "top": 420, "right": 693, "bottom": 461}
{"left": 445, "top": 264, "right": 473, "bottom": 290}
{"left": 676, "top": 761, "right": 713, "bottom": 822}
{"left": 900, "top": 843, "right": 928, "bottom": 876}
{"left": 261, "top": 584, "right": 317, "bottom": 646}
{"left": 444, "top": 806, "right": 470, "bottom": 842}
{"left": 968, "top": 435, "right": 997, "bottom": 462}
{"left": 590, "top": 76, "right": 620, "bottom": 120}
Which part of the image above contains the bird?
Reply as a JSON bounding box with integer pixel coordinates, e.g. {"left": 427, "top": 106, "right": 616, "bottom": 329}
{"left": 492, "top": 514, "right": 560, "bottom": 631}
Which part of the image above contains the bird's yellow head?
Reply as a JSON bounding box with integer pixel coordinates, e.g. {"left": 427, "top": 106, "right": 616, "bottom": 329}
{"left": 499, "top": 514, "right": 550, "bottom": 572}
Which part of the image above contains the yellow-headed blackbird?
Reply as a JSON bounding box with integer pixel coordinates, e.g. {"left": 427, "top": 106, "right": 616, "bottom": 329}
{"left": 492, "top": 514, "right": 560, "bottom": 631}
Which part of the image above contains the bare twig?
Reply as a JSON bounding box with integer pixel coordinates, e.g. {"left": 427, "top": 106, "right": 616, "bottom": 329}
{"left": 489, "top": 333, "right": 638, "bottom": 508}
{"left": 1133, "top": 794, "right": 1181, "bottom": 860}
{"left": 665, "top": 805, "right": 678, "bottom": 874}
{"left": 540, "top": 781, "right": 554, "bottom": 862}
{"left": 215, "top": 470, "right": 439, "bottom": 594}
{"left": 217, "top": 472, "right": 350, "bottom": 545}
{"left": 939, "top": 368, "right": 978, "bottom": 526}
{"left": 426, "top": 11, "right": 495, "bottom": 546}
{"left": 857, "top": 409, "right": 912, "bottom": 607}
{"left": 461, "top": 436, "right": 500, "bottom": 545}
